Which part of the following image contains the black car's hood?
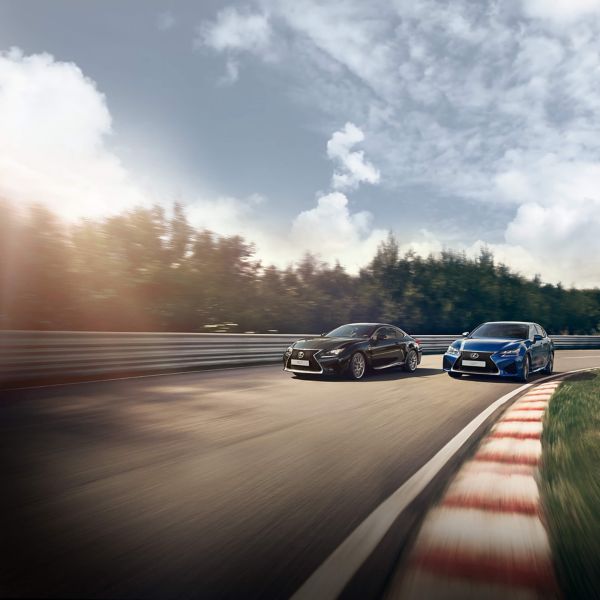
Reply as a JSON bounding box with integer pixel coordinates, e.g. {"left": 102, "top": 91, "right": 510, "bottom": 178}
{"left": 293, "top": 337, "right": 363, "bottom": 351}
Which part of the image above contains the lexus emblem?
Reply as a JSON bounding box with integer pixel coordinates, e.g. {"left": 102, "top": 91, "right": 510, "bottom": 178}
{"left": 470, "top": 353, "right": 479, "bottom": 359}
{"left": 298, "top": 351, "right": 304, "bottom": 359}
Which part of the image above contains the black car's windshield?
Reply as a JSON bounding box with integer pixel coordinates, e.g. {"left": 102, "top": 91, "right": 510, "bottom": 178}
{"left": 326, "top": 324, "right": 376, "bottom": 338}
{"left": 470, "top": 323, "right": 529, "bottom": 340}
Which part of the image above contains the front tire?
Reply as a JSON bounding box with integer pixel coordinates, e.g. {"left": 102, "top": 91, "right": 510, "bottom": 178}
{"left": 519, "top": 355, "right": 531, "bottom": 382}
{"left": 543, "top": 353, "right": 554, "bottom": 375}
{"left": 348, "top": 352, "right": 367, "bottom": 380}
{"left": 404, "top": 350, "right": 418, "bottom": 373}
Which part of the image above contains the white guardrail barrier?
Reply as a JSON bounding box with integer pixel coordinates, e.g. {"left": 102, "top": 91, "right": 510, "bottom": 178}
{"left": 0, "top": 330, "right": 599, "bottom": 385}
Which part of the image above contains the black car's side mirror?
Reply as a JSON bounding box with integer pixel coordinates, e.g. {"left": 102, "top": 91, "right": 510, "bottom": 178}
{"left": 320, "top": 332, "right": 326, "bottom": 336}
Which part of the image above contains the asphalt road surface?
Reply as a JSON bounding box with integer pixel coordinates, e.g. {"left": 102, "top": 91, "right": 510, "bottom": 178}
{"left": 2, "top": 351, "right": 599, "bottom": 599}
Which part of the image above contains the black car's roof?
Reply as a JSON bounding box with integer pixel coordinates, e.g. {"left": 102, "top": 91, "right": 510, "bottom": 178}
{"left": 339, "top": 323, "right": 406, "bottom": 330}
{"left": 480, "top": 321, "right": 536, "bottom": 326}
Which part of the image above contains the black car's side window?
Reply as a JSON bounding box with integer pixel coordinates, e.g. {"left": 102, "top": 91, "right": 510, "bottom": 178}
{"left": 373, "top": 327, "right": 386, "bottom": 340}
{"left": 385, "top": 327, "right": 398, "bottom": 339}
{"left": 376, "top": 327, "right": 396, "bottom": 340}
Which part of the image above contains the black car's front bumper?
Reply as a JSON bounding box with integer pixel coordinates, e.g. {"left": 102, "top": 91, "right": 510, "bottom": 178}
{"left": 283, "top": 348, "right": 350, "bottom": 376}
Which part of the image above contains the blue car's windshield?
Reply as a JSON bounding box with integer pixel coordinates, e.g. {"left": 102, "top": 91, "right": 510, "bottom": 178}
{"left": 470, "top": 323, "right": 529, "bottom": 339}
{"left": 326, "top": 324, "right": 376, "bottom": 338}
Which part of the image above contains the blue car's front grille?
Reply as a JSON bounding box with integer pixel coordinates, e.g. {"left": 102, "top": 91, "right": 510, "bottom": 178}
{"left": 455, "top": 351, "right": 499, "bottom": 374}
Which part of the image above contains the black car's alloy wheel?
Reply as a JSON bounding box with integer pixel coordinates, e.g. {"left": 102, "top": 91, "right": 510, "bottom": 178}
{"left": 349, "top": 352, "right": 366, "bottom": 380}
{"left": 404, "top": 350, "right": 418, "bottom": 372}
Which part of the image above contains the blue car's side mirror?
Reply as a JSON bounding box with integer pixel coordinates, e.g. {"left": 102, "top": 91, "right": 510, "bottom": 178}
{"left": 533, "top": 334, "right": 543, "bottom": 342}
{"left": 462, "top": 331, "right": 469, "bottom": 337}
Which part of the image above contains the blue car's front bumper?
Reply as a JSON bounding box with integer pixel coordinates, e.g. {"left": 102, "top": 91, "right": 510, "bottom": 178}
{"left": 443, "top": 351, "right": 525, "bottom": 377}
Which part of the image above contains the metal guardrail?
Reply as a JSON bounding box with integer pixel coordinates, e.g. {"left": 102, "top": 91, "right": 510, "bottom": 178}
{"left": 0, "top": 330, "right": 599, "bottom": 385}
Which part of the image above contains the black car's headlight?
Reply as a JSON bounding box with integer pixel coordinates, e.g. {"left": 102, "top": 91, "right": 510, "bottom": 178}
{"left": 447, "top": 345, "right": 460, "bottom": 357}
{"left": 320, "top": 348, "right": 344, "bottom": 358}
{"left": 285, "top": 346, "right": 293, "bottom": 356}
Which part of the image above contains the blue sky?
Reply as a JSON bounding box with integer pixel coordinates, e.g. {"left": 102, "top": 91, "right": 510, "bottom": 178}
{"left": 1, "top": 0, "right": 600, "bottom": 286}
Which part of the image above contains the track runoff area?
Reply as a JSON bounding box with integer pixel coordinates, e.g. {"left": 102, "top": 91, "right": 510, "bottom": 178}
{"left": 1, "top": 350, "right": 599, "bottom": 599}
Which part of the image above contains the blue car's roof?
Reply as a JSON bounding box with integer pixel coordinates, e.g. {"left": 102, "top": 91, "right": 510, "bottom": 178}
{"left": 482, "top": 320, "right": 534, "bottom": 325}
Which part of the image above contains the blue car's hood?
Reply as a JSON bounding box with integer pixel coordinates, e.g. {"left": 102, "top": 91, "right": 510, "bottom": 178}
{"left": 460, "top": 338, "right": 527, "bottom": 352}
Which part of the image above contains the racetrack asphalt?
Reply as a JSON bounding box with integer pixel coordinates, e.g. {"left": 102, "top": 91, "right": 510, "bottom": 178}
{"left": 2, "top": 351, "right": 599, "bottom": 599}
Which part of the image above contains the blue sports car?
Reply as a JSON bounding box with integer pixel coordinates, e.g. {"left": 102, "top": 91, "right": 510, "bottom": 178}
{"left": 443, "top": 321, "right": 554, "bottom": 382}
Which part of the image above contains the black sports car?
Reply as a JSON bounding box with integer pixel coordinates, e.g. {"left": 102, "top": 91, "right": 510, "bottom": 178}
{"left": 283, "top": 323, "right": 422, "bottom": 380}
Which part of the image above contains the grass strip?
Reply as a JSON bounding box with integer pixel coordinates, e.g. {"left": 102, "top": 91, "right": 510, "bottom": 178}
{"left": 541, "top": 370, "right": 600, "bottom": 599}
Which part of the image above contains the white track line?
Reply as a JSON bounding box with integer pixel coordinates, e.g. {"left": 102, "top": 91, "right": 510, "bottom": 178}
{"left": 291, "top": 368, "right": 598, "bottom": 600}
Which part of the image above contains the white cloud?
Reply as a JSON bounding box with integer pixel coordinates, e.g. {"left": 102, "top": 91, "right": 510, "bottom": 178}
{"left": 185, "top": 190, "right": 386, "bottom": 274}
{"left": 395, "top": 156, "right": 600, "bottom": 286}
{"left": 198, "top": 7, "right": 272, "bottom": 54}
{"left": 497, "top": 158, "right": 600, "bottom": 287}
{"left": 186, "top": 193, "right": 265, "bottom": 236}
{"left": 505, "top": 199, "right": 600, "bottom": 287}
{"left": 0, "top": 46, "right": 384, "bottom": 275}
{"left": 0, "top": 48, "right": 148, "bottom": 221}
{"left": 326, "top": 122, "right": 380, "bottom": 190}
{"left": 271, "top": 1, "right": 398, "bottom": 100}
{"left": 291, "top": 192, "right": 386, "bottom": 271}
{"left": 397, "top": 229, "right": 443, "bottom": 257}
{"left": 204, "top": 0, "right": 600, "bottom": 285}
{"left": 197, "top": 6, "right": 275, "bottom": 84}
{"left": 157, "top": 11, "right": 176, "bottom": 31}
{"left": 521, "top": 0, "right": 600, "bottom": 23}
{"left": 218, "top": 58, "right": 240, "bottom": 86}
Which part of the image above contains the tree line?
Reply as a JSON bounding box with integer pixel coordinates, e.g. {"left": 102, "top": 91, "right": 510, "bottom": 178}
{"left": 1, "top": 201, "right": 599, "bottom": 334}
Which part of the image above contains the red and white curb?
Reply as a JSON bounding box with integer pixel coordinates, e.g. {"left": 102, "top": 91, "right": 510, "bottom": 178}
{"left": 394, "top": 381, "right": 560, "bottom": 599}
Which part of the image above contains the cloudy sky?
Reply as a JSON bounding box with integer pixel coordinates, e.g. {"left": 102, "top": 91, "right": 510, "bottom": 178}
{"left": 1, "top": 0, "right": 600, "bottom": 286}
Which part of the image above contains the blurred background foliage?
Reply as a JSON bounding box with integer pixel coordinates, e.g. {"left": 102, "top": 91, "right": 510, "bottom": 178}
{"left": 1, "top": 201, "right": 599, "bottom": 334}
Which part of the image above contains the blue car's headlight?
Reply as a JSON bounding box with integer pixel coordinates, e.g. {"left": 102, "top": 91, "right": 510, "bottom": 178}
{"left": 497, "top": 348, "right": 520, "bottom": 356}
{"left": 321, "top": 348, "right": 344, "bottom": 357}
{"left": 447, "top": 345, "right": 460, "bottom": 357}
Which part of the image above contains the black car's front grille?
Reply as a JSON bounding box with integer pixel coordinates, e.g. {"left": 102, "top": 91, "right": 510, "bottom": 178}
{"left": 455, "top": 351, "right": 498, "bottom": 374}
{"left": 287, "top": 349, "right": 322, "bottom": 372}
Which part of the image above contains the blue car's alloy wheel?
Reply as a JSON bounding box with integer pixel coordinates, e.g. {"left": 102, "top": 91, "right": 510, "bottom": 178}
{"left": 520, "top": 355, "right": 530, "bottom": 382}
{"left": 543, "top": 353, "right": 554, "bottom": 374}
